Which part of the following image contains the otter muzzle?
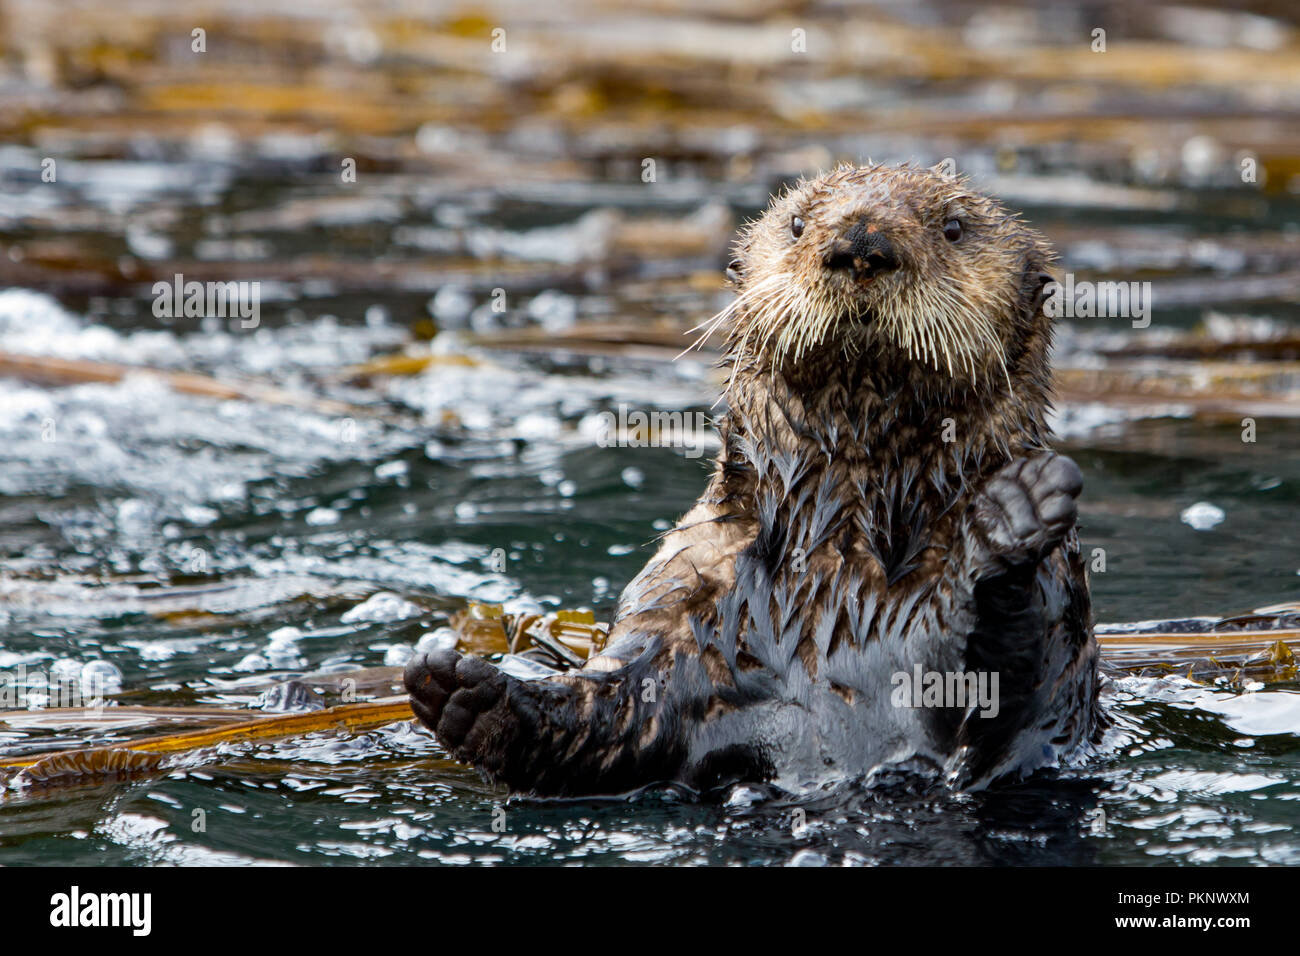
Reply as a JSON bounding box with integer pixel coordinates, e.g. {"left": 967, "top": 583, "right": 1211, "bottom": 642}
{"left": 825, "top": 222, "right": 900, "bottom": 280}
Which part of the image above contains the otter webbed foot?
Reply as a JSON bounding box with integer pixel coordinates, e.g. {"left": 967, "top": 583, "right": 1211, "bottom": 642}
{"left": 969, "top": 453, "right": 1082, "bottom": 573}
{"left": 404, "top": 648, "right": 522, "bottom": 777}
{"left": 404, "top": 646, "right": 685, "bottom": 794}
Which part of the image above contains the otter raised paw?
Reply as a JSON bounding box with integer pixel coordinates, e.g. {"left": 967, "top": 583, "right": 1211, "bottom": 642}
{"left": 968, "top": 452, "right": 1083, "bottom": 573}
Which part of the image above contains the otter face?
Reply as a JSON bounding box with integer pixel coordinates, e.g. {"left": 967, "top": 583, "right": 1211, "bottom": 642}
{"left": 718, "top": 163, "right": 1053, "bottom": 381}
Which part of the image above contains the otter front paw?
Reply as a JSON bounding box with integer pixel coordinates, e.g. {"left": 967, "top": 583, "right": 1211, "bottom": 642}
{"left": 404, "top": 649, "right": 516, "bottom": 767}
{"left": 970, "top": 453, "right": 1082, "bottom": 570}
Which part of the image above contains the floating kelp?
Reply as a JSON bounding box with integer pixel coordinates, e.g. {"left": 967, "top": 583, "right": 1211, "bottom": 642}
{"left": 1098, "top": 603, "right": 1300, "bottom": 683}
{"left": 449, "top": 602, "right": 608, "bottom": 664}
{"left": 0, "top": 350, "right": 376, "bottom": 417}
{"left": 0, "top": 602, "right": 614, "bottom": 791}
{"left": 3, "top": 596, "right": 1291, "bottom": 795}
{"left": 12, "top": 747, "right": 167, "bottom": 787}
{"left": 0, "top": 698, "right": 415, "bottom": 789}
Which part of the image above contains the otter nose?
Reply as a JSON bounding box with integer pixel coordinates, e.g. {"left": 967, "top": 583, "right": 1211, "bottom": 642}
{"left": 826, "top": 222, "right": 899, "bottom": 278}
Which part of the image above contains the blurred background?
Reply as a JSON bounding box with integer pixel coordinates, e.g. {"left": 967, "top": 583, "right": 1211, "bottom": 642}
{"left": 0, "top": 0, "right": 1298, "bottom": 865}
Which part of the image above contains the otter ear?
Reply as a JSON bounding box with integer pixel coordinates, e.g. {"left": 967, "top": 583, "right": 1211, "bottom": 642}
{"left": 1018, "top": 263, "right": 1056, "bottom": 323}
{"left": 725, "top": 256, "right": 744, "bottom": 285}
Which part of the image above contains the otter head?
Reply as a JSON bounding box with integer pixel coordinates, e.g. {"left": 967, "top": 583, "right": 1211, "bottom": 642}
{"left": 717, "top": 163, "right": 1055, "bottom": 387}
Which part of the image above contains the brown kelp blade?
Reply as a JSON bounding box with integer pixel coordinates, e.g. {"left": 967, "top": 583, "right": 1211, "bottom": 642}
{"left": 1096, "top": 602, "right": 1300, "bottom": 680}
{"left": 0, "top": 350, "right": 373, "bottom": 418}
{"left": 0, "top": 698, "right": 414, "bottom": 787}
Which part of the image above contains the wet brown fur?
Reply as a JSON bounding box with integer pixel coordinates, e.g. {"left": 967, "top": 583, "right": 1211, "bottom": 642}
{"left": 406, "top": 162, "right": 1100, "bottom": 796}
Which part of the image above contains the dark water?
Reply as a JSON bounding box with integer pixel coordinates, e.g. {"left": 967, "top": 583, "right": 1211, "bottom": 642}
{"left": 2, "top": 0, "right": 1300, "bottom": 866}
{"left": 0, "top": 267, "right": 1297, "bottom": 864}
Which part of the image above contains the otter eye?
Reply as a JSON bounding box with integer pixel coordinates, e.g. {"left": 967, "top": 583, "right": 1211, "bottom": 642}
{"left": 943, "top": 219, "right": 963, "bottom": 242}
{"left": 791, "top": 216, "right": 805, "bottom": 239}
{"left": 725, "top": 258, "right": 743, "bottom": 282}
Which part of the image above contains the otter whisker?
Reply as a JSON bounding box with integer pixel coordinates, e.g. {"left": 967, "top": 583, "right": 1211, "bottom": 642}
{"left": 681, "top": 273, "right": 789, "bottom": 360}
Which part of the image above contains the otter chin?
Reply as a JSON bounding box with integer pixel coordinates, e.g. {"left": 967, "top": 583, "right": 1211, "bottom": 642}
{"left": 406, "top": 162, "right": 1101, "bottom": 797}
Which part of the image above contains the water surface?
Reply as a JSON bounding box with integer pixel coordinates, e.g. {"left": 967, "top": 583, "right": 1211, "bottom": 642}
{"left": 1, "top": 0, "right": 1298, "bottom": 866}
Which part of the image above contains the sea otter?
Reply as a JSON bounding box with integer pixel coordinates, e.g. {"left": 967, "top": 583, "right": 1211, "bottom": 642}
{"left": 406, "top": 162, "right": 1100, "bottom": 796}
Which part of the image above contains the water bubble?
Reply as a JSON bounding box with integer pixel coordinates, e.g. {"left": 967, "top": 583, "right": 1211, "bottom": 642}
{"left": 724, "top": 785, "right": 767, "bottom": 809}
{"left": 267, "top": 626, "right": 303, "bottom": 645}
{"left": 181, "top": 504, "right": 219, "bottom": 525}
{"left": 429, "top": 286, "right": 474, "bottom": 328}
{"left": 81, "top": 660, "right": 123, "bottom": 697}
{"left": 415, "top": 125, "right": 488, "bottom": 156}
{"left": 526, "top": 289, "right": 577, "bottom": 332}
{"left": 503, "top": 596, "right": 544, "bottom": 617}
{"left": 115, "top": 498, "right": 156, "bottom": 533}
{"left": 1180, "top": 501, "right": 1225, "bottom": 531}
{"left": 263, "top": 627, "right": 306, "bottom": 668}
{"left": 234, "top": 653, "right": 269, "bottom": 673}
{"left": 514, "top": 412, "right": 561, "bottom": 442}
{"left": 787, "top": 849, "right": 829, "bottom": 867}
{"left": 341, "top": 591, "right": 423, "bottom": 624}
{"left": 1181, "top": 135, "right": 1223, "bottom": 182}
{"left": 267, "top": 643, "right": 306, "bottom": 669}
{"left": 384, "top": 644, "right": 415, "bottom": 667}
{"left": 306, "top": 507, "right": 341, "bottom": 526}
{"left": 415, "top": 628, "right": 458, "bottom": 655}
